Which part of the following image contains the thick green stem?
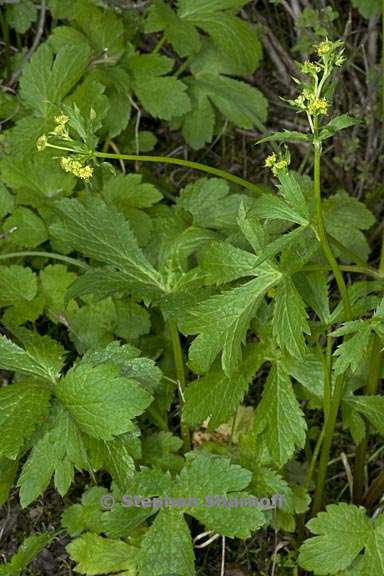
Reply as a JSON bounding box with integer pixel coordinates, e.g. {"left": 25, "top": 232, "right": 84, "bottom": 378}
{"left": 0, "top": 250, "right": 89, "bottom": 269}
{"left": 352, "top": 336, "right": 382, "bottom": 503}
{"left": 311, "top": 373, "right": 345, "bottom": 515}
{"left": 311, "top": 137, "right": 353, "bottom": 516}
{"left": 313, "top": 141, "right": 352, "bottom": 321}
{"left": 94, "top": 152, "right": 262, "bottom": 196}
{"left": 168, "top": 319, "right": 190, "bottom": 451}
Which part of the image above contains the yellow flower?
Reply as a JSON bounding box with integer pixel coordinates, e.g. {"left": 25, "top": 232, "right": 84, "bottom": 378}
{"left": 308, "top": 98, "right": 329, "bottom": 116}
{"left": 59, "top": 156, "right": 93, "bottom": 180}
{"left": 52, "top": 123, "right": 69, "bottom": 138}
{"left": 317, "top": 40, "right": 333, "bottom": 56}
{"left": 36, "top": 134, "right": 47, "bottom": 151}
{"left": 264, "top": 153, "right": 277, "bottom": 168}
{"left": 60, "top": 156, "right": 75, "bottom": 173}
{"left": 272, "top": 159, "right": 289, "bottom": 175}
{"left": 78, "top": 165, "right": 94, "bottom": 181}
{"left": 301, "top": 60, "right": 321, "bottom": 75}
{"left": 55, "top": 114, "right": 69, "bottom": 125}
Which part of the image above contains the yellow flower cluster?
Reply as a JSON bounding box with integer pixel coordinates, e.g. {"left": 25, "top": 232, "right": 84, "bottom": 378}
{"left": 308, "top": 98, "right": 328, "bottom": 116}
{"left": 60, "top": 157, "right": 94, "bottom": 181}
{"left": 52, "top": 114, "right": 70, "bottom": 138}
{"left": 292, "top": 90, "right": 328, "bottom": 117}
{"left": 301, "top": 60, "right": 321, "bottom": 76}
{"left": 317, "top": 40, "right": 333, "bottom": 56}
{"left": 264, "top": 153, "right": 289, "bottom": 176}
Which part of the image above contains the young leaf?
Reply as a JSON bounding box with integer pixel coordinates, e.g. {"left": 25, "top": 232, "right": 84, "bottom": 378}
{"left": 175, "top": 453, "right": 265, "bottom": 538}
{"left": 257, "top": 130, "right": 310, "bottom": 144}
{"left": 253, "top": 363, "right": 307, "bottom": 466}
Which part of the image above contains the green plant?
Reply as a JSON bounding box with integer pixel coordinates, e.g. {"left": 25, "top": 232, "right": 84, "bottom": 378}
{"left": 1, "top": 3, "right": 384, "bottom": 575}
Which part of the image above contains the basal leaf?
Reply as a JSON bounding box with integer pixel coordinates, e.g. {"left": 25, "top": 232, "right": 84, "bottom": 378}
{"left": 0, "top": 381, "right": 51, "bottom": 459}
{"left": 138, "top": 510, "right": 194, "bottom": 576}
{"left": 0, "top": 333, "right": 63, "bottom": 384}
{"left": 298, "top": 503, "right": 372, "bottom": 574}
{"left": 56, "top": 363, "right": 153, "bottom": 440}
{"left": 183, "top": 343, "right": 265, "bottom": 429}
{"left": 52, "top": 197, "right": 164, "bottom": 295}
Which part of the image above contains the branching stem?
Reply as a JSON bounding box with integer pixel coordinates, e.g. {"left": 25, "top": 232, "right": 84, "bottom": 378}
{"left": 94, "top": 151, "right": 262, "bottom": 195}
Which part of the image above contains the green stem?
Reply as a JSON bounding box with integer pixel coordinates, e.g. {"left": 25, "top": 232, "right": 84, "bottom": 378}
{"left": 311, "top": 134, "right": 353, "bottom": 516}
{"left": 94, "top": 152, "right": 262, "bottom": 195}
{"left": 168, "top": 319, "right": 190, "bottom": 451}
{"left": 0, "top": 251, "right": 89, "bottom": 270}
{"left": 311, "top": 373, "right": 345, "bottom": 515}
{"left": 174, "top": 55, "right": 193, "bottom": 78}
{"left": 304, "top": 429, "right": 326, "bottom": 492}
{"left": 313, "top": 141, "right": 352, "bottom": 321}
{"left": 352, "top": 335, "right": 382, "bottom": 503}
{"left": 152, "top": 35, "right": 166, "bottom": 54}
{"left": 301, "top": 264, "right": 383, "bottom": 280}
